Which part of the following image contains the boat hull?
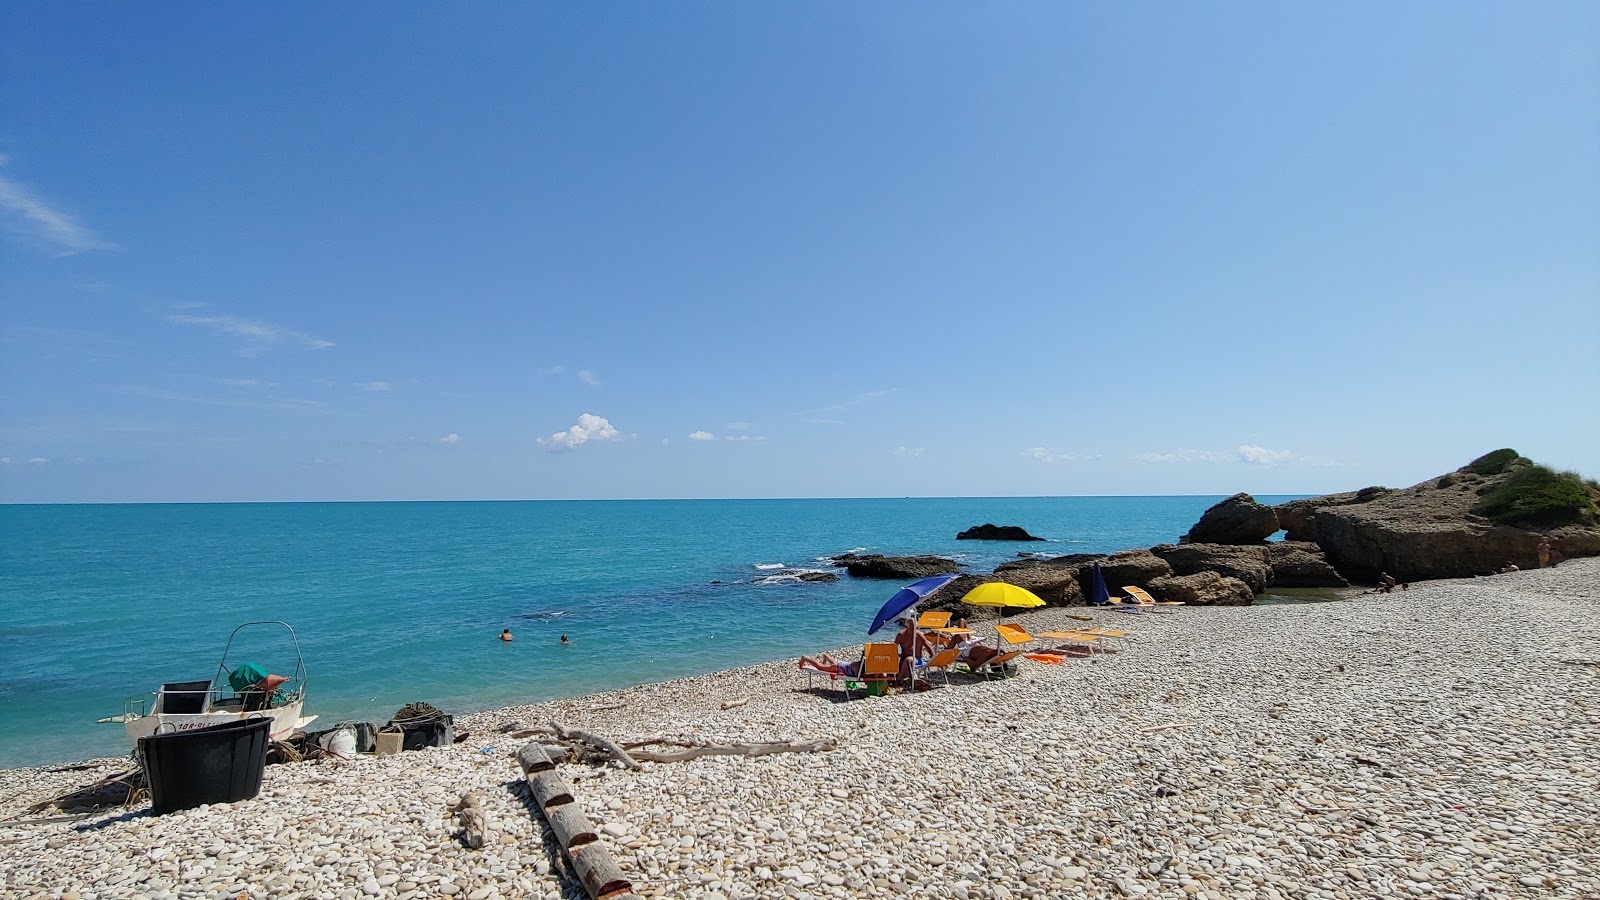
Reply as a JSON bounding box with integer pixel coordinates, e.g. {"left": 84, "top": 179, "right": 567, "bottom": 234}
{"left": 123, "top": 702, "right": 314, "bottom": 744}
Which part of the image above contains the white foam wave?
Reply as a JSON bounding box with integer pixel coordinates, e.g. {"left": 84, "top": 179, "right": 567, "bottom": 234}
{"left": 755, "top": 568, "right": 836, "bottom": 585}
{"left": 753, "top": 563, "right": 786, "bottom": 570}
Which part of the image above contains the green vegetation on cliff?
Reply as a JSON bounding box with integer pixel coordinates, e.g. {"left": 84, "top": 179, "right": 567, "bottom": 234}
{"left": 1475, "top": 464, "right": 1598, "bottom": 526}
{"left": 1465, "top": 448, "right": 1523, "bottom": 476}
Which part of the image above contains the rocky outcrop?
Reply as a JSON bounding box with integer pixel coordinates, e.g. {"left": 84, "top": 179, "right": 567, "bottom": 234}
{"left": 1265, "top": 542, "right": 1348, "bottom": 587}
{"left": 985, "top": 558, "right": 1087, "bottom": 605}
{"left": 922, "top": 574, "right": 994, "bottom": 617}
{"left": 830, "top": 554, "right": 962, "bottom": 580}
{"left": 1148, "top": 572, "right": 1255, "bottom": 606}
{"left": 1151, "top": 543, "right": 1272, "bottom": 593}
{"left": 1097, "top": 549, "right": 1173, "bottom": 591}
{"left": 1273, "top": 488, "right": 1390, "bottom": 542}
{"left": 1181, "top": 494, "right": 1280, "bottom": 544}
{"left": 956, "top": 524, "right": 1044, "bottom": 541}
{"left": 1278, "top": 459, "right": 1599, "bottom": 582}
{"left": 797, "top": 572, "right": 840, "bottom": 583}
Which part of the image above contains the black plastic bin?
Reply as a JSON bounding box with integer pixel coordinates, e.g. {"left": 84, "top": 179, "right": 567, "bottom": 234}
{"left": 398, "top": 715, "right": 454, "bottom": 750}
{"left": 139, "top": 718, "right": 271, "bottom": 815}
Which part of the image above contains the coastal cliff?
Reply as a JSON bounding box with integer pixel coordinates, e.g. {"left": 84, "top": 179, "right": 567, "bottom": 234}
{"left": 944, "top": 449, "right": 1599, "bottom": 606}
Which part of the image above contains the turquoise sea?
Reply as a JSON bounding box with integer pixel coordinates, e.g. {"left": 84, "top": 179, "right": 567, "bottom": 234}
{"left": 0, "top": 496, "right": 1302, "bottom": 768}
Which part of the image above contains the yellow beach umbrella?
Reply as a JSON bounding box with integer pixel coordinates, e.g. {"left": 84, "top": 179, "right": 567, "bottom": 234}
{"left": 960, "top": 582, "right": 1046, "bottom": 611}
{"left": 960, "top": 582, "right": 1045, "bottom": 659}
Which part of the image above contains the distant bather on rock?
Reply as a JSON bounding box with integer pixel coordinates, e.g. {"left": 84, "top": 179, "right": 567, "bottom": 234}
{"left": 956, "top": 523, "right": 1044, "bottom": 541}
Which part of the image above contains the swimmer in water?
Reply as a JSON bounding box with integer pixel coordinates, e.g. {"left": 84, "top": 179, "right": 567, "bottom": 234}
{"left": 560, "top": 633, "right": 569, "bottom": 645}
{"left": 499, "top": 628, "right": 513, "bottom": 642}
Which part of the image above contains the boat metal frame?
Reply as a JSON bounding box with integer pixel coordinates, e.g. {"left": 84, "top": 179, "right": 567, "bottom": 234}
{"left": 115, "top": 621, "right": 315, "bottom": 744}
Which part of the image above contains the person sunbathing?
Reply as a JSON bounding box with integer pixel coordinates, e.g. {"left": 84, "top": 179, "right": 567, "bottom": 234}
{"left": 957, "top": 641, "right": 1002, "bottom": 670}
{"left": 798, "top": 653, "right": 858, "bottom": 677}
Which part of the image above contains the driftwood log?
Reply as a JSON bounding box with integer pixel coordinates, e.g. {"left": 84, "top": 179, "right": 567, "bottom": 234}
{"left": 515, "top": 722, "right": 836, "bottom": 768}
{"left": 516, "top": 743, "right": 639, "bottom": 900}
{"left": 621, "top": 736, "right": 835, "bottom": 763}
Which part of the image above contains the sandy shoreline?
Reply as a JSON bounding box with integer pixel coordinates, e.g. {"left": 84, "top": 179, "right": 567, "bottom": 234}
{"left": 3, "top": 559, "right": 1597, "bottom": 899}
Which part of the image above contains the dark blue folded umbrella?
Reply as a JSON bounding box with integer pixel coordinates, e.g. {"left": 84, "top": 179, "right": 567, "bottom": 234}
{"left": 1089, "top": 563, "right": 1112, "bottom": 606}
{"left": 868, "top": 574, "right": 958, "bottom": 635}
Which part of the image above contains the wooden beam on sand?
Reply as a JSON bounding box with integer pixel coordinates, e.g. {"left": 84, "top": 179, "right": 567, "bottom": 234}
{"left": 516, "top": 742, "right": 641, "bottom": 900}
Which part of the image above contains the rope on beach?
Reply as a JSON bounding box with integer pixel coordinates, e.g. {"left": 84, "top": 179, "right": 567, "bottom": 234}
{"left": 389, "top": 701, "right": 448, "bottom": 725}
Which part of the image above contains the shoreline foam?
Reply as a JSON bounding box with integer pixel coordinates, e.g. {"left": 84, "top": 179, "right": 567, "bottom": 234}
{"left": 3, "top": 559, "right": 1596, "bottom": 898}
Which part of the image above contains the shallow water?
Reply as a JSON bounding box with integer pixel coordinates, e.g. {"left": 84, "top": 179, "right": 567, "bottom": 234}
{"left": 0, "top": 495, "right": 1306, "bottom": 767}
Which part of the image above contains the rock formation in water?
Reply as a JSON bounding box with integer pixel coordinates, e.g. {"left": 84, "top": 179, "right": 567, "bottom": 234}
{"left": 955, "top": 524, "right": 1045, "bottom": 541}
{"left": 1179, "top": 493, "right": 1281, "bottom": 544}
{"left": 829, "top": 553, "right": 963, "bottom": 580}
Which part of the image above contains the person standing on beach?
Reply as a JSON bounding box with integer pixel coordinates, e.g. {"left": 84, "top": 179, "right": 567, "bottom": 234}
{"left": 1539, "top": 537, "right": 1552, "bottom": 568}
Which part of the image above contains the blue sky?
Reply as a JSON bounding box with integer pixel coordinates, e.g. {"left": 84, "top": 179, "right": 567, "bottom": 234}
{"left": 2, "top": 4, "right": 1596, "bottom": 503}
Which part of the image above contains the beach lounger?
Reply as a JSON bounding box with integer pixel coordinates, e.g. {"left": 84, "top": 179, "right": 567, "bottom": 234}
{"left": 1035, "top": 630, "right": 1107, "bottom": 654}
{"left": 917, "top": 611, "right": 953, "bottom": 629}
{"left": 852, "top": 642, "right": 902, "bottom": 697}
{"left": 927, "top": 625, "right": 974, "bottom": 650}
{"left": 1069, "top": 627, "right": 1130, "bottom": 650}
{"left": 994, "top": 623, "right": 1036, "bottom": 648}
{"left": 972, "top": 649, "right": 1023, "bottom": 679}
{"left": 799, "top": 660, "right": 857, "bottom": 699}
{"left": 921, "top": 646, "right": 963, "bottom": 685}
{"left": 1124, "top": 585, "right": 1184, "bottom": 612}
{"left": 799, "top": 642, "right": 901, "bottom": 699}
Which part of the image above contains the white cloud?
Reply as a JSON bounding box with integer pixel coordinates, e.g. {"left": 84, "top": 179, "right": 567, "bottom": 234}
{"left": 801, "top": 388, "right": 899, "bottom": 423}
{"left": 440, "top": 433, "right": 461, "bottom": 444}
{"left": 1135, "top": 448, "right": 1230, "bottom": 464}
{"left": 891, "top": 446, "right": 926, "bottom": 458}
{"left": 660, "top": 438, "right": 670, "bottom": 446}
{"left": 723, "top": 434, "right": 767, "bottom": 441}
{"left": 1238, "top": 444, "right": 1297, "bottom": 465}
{"left": 27, "top": 457, "right": 47, "bottom": 464}
{"left": 689, "top": 431, "right": 716, "bottom": 441}
{"left": 577, "top": 370, "right": 600, "bottom": 387}
{"left": 117, "top": 385, "right": 324, "bottom": 411}
{"left": 0, "top": 457, "right": 10, "bottom": 464}
{"left": 1136, "top": 446, "right": 1296, "bottom": 465}
{"left": 363, "top": 381, "right": 393, "bottom": 392}
{"left": 0, "top": 163, "right": 118, "bottom": 254}
{"left": 165, "top": 314, "right": 334, "bottom": 353}
{"left": 1022, "top": 447, "right": 1057, "bottom": 463}
{"left": 538, "top": 413, "right": 623, "bottom": 451}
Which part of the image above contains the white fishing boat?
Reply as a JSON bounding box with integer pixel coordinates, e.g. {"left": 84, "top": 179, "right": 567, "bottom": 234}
{"left": 101, "top": 621, "right": 318, "bottom": 744}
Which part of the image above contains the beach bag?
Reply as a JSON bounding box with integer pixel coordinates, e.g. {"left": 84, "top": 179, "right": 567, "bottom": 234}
{"left": 320, "top": 727, "right": 357, "bottom": 760}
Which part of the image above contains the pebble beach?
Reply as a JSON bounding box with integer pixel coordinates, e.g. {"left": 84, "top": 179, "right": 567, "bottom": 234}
{"left": 2, "top": 558, "right": 1596, "bottom": 900}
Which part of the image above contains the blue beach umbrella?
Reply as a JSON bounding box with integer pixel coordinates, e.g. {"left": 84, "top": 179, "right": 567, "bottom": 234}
{"left": 1089, "top": 563, "right": 1112, "bottom": 607}
{"left": 868, "top": 574, "right": 958, "bottom": 635}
